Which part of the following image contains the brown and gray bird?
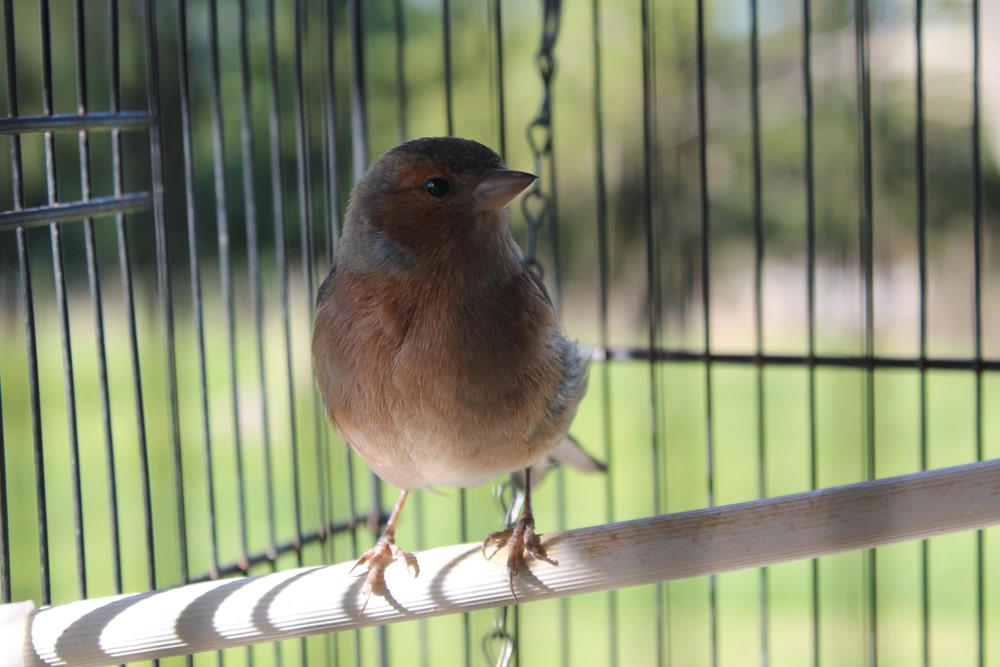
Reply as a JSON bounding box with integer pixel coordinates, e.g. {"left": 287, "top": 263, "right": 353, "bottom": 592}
{"left": 312, "top": 136, "right": 600, "bottom": 606}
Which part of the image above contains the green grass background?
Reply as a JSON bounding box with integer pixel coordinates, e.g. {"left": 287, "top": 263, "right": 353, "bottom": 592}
{"left": 1, "top": 265, "right": 997, "bottom": 667}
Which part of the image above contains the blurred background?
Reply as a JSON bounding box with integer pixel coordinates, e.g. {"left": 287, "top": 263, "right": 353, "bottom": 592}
{"left": 1, "top": 0, "right": 998, "bottom": 665}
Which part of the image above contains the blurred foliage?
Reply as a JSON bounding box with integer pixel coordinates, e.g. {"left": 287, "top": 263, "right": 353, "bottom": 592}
{"left": 1, "top": 0, "right": 997, "bottom": 308}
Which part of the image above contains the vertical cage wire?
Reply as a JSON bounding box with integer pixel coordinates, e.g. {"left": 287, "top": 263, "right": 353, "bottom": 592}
{"left": 75, "top": 0, "right": 119, "bottom": 605}
{"left": 914, "top": 6, "right": 930, "bottom": 666}
{"left": 147, "top": 0, "right": 186, "bottom": 600}
{"left": 801, "top": 0, "right": 820, "bottom": 664}
{"left": 851, "top": 0, "right": 877, "bottom": 664}
{"left": 0, "top": 354, "right": 6, "bottom": 605}
{"left": 638, "top": 0, "right": 664, "bottom": 665}
{"left": 110, "top": 0, "right": 156, "bottom": 602}
{"left": 969, "top": 3, "right": 985, "bottom": 664}
{"left": 588, "top": 1, "right": 618, "bottom": 665}
{"left": 175, "top": 0, "right": 217, "bottom": 582}
{"left": 693, "top": 0, "right": 716, "bottom": 664}
{"left": 36, "top": 3, "right": 84, "bottom": 604}
{"left": 747, "top": 1, "right": 767, "bottom": 663}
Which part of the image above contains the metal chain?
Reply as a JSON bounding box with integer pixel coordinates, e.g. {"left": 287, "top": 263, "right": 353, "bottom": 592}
{"left": 520, "top": 0, "right": 561, "bottom": 276}
{"left": 481, "top": 605, "right": 516, "bottom": 667}
{"left": 495, "top": 0, "right": 562, "bottom": 533}
{"left": 495, "top": 0, "right": 562, "bottom": 531}
{"left": 486, "top": 3, "right": 562, "bottom": 666}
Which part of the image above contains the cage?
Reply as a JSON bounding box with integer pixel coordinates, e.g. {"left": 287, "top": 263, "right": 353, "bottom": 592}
{"left": 1, "top": 0, "right": 998, "bottom": 666}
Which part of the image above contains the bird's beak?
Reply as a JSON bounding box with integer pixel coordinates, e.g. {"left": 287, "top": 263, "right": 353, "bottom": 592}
{"left": 473, "top": 168, "right": 537, "bottom": 213}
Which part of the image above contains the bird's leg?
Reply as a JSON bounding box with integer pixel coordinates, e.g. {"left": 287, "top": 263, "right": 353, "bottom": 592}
{"left": 351, "top": 490, "right": 419, "bottom": 609}
{"left": 483, "top": 467, "right": 557, "bottom": 599}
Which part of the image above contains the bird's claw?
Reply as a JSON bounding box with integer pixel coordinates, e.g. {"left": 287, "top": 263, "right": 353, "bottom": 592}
{"left": 350, "top": 534, "right": 419, "bottom": 611}
{"left": 482, "top": 512, "right": 557, "bottom": 600}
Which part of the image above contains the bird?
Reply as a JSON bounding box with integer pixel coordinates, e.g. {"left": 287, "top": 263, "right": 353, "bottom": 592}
{"left": 312, "top": 136, "right": 601, "bottom": 608}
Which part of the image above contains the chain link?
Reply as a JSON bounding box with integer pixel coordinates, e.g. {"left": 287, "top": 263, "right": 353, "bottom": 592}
{"left": 481, "top": 605, "right": 516, "bottom": 667}
{"left": 496, "top": 0, "right": 562, "bottom": 531}
{"left": 486, "top": 3, "right": 562, "bottom": 666}
{"left": 497, "top": 0, "right": 562, "bottom": 531}
{"left": 520, "top": 0, "right": 561, "bottom": 277}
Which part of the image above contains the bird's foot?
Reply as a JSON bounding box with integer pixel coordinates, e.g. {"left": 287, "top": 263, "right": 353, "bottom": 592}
{"left": 350, "top": 534, "right": 419, "bottom": 611}
{"left": 482, "top": 511, "right": 557, "bottom": 600}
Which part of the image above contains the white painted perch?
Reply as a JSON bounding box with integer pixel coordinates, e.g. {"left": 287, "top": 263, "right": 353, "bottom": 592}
{"left": 4, "top": 458, "right": 1000, "bottom": 667}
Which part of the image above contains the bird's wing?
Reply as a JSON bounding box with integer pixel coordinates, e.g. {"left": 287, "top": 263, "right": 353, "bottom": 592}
{"left": 315, "top": 263, "right": 337, "bottom": 312}
{"left": 524, "top": 263, "right": 554, "bottom": 308}
{"left": 520, "top": 260, "right": 598, "bottom": 475}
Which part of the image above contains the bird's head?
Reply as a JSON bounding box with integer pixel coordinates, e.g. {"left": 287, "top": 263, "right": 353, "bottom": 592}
{"left": 340, "top": 137, "right": 536, "bottom": 271}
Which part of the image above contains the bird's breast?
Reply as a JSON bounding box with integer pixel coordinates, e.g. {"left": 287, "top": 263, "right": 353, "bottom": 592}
{"left": 312, "top": 267, "right": 569, "bottom": 490}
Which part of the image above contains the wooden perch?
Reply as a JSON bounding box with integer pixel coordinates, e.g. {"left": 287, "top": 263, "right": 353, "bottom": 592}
{"left": 6, "top": 458, "right": 1000, "bottom": 667}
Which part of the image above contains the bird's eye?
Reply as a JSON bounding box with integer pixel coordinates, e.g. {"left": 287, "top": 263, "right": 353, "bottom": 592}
{"left": 424, "top": 177, "right": 450, "bottom": 198}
